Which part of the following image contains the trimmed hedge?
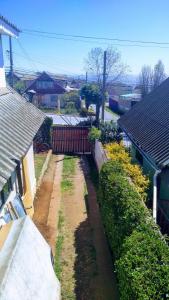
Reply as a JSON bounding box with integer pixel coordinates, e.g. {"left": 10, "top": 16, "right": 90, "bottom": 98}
{"left": 99, "top": 160, "right": 169, "bottom": 300}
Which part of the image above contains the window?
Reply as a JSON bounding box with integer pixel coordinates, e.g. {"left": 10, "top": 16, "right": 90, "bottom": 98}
{"left": 1, "top": 178, "right": 13, "bottom": 204}
{"left": 135, "top": 149, "right": 143, "bottom": 165}
{"left": 36, "top": 80, "right": 54, "bottom": 89}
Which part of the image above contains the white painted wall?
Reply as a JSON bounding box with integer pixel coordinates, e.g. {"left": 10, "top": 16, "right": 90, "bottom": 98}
{"left": 94, "top": 140, "right": 108, "bottom": 171}
{"left": 24, "top": 143, "right": 36, "bottom": 198}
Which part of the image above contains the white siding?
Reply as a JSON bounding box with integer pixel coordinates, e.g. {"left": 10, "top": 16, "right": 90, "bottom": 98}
{"left": 25, "top": 143, "right": 36, "bottom": 198}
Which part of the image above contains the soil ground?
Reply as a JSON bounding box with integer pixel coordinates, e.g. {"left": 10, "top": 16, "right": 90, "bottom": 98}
{"left": 33, "top": 154, "right": 63, "bottom": 254}
{"left": 33, "top": 154, "right": 118, "bottom": 300}
{"left": 59, "top": 156, "right": 119, "bottom": 300}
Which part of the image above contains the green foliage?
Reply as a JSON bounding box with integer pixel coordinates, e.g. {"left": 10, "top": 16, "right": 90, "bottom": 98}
{"left": 14, "top": 80, "right": 26, "bottom": 94}
{"left": 60, "top": 91, "right": 80, "bottom": 110}
{"left": 99, "top": 160, "right": 169, "bottom": 299}
{"left": 80, "top": 84, "right": 102, "bottom": 109}
{"left": 88, "top": 127, "right": 101, "bottom": 142}
{"left": 99, "top": 120, "right": 121, "bottom": 144}
{"left": 80, "top": 84, "right": 102, "bottom": 126}
{"left": 64, "top": 101, "right": 77, "bottom": 114}
{"left": 41, "top": 117, "right": 53, "bottom": 145}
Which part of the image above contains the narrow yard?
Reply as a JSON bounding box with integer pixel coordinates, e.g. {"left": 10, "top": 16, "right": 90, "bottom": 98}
{"left": 56, "top": 155, "right": 119, "bottom": 300}
{"left": 33, "top": 154, "right": 118, "bottom": 299}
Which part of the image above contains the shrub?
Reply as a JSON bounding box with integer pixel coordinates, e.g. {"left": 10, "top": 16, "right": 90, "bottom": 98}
{"left": 105, "top": 142, "right": 149, "bottom": 200}
{"left": 99, "top": 160, "right": 169, "bottom": 300}
{"left": 88, "top": 127, "right": 101, "bottom": 143}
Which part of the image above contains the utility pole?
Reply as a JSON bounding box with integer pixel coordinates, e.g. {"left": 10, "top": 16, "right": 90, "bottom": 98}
{"left": 85, "top": 71, "right": 88, "bottom": 83}
{"left": 9, "top": 36, "right": 14, "bottom": 87}
{"left": 101, "top": 50, "right": 107, "bottom": 121}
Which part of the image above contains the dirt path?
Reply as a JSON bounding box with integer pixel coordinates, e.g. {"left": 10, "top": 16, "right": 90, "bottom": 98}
{"left": 60, "top": 156, "right": 119, "bottom": 300}
{"left": 82, "top": 157, "right": 119, "bottom": 300}
{"left": 33, "top": 154, "right": 63, "bottom": 254}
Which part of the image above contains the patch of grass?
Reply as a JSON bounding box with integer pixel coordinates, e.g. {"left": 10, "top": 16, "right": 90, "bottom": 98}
{"left": 34, "top": 153, "right": 47, "bottom": 180}
{"left": 55, "top": 211, "right": 64, "bottom": 280}
{"left": 63, "top": 155, "right": 77, "bottom": 176}
{"left": 61, "top": 179, "right": 73, "bottom": 192}
{"left": 61, "top": 156, "right": 78, "bottom": 192}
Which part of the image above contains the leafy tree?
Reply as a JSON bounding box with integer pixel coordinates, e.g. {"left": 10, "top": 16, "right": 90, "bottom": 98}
{"left": 60, "top": 91, "right": 80, "bottom": 110}
{"left": 80, "top": 84, "right": 102, "bottom": 126}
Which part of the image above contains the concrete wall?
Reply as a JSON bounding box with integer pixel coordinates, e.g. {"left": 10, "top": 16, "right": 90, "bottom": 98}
{"left": 22, "top": 143, "right": 36, "bottom": 217}
{"left": 94, "top": 140, "right": 108, "bottom": 172}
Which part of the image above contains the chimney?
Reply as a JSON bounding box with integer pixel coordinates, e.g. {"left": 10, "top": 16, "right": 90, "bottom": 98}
{"left": 0, "top": 15, "right": 20, "bottom": 88}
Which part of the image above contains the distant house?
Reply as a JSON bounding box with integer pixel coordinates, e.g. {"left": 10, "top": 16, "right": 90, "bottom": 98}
{"left": 118, "top": 93, "right": 141, "bottom": 113}
{"left": 109, "top": 93, "right": 141, "bottom": 114}
{"left": 118, "top": 77, "right": 169, "bottom": 232}
{"left": 0, "top": 15, "right": 45, "bottom": 225}
{"left": 25, "top": 71, "right": 66, "bottom": 108}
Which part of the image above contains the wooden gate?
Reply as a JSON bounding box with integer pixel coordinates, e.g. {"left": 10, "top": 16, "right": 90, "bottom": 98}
{"left": 52, "top": 126, "right": 91, "bottom": 154}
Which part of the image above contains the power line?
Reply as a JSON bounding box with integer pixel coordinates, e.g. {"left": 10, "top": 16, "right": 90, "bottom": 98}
{"left": 23, "top": 28, "right": 169, "bottom": 46}
{"left": 21, "top": 31, "right": 169, "bottom": 49}
{"left": 16, "top": 39, "right": 38, "bottom": 70}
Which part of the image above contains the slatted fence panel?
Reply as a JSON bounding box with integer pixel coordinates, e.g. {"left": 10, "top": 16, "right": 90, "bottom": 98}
{"left": 52, "top": 126, "right": 91, "bottom": 154}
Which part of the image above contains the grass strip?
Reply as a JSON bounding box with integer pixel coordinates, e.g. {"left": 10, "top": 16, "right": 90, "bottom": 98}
{"left": 55, "top": 210, "right": 64, "bottom": 280}
{"left": 61, "top": 155, "right": 77, "bottom": 192}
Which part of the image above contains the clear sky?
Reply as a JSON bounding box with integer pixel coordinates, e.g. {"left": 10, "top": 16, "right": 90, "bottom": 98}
{"left": 1, "top": 0, "right": 169, "bottom": 77}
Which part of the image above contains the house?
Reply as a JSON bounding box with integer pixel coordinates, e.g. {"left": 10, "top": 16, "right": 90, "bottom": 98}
{"left": 24, "top": 71, "right": 66, "bottom": 108}
{"left": 118, "top": 93, "right": 141, "bottom": 113}
{"left": 118, "top": 77, "right": 169, "bottom": 232}
{"left": 0, "top": 15, "right": 45, "bottom": 225}
{"left": 0, "top": 216, "right": 60, "bottom": 300}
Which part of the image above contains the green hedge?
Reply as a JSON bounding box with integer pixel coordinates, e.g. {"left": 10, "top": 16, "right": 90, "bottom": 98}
{"left": 99, "top": 160, "right": 169, "bottom": 300}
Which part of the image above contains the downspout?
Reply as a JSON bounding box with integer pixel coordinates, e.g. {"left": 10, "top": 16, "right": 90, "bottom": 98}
{"left": 153, "top": 169, "right": 161, "bottom": 223}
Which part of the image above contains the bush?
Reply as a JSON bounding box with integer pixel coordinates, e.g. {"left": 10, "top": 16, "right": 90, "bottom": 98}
{"left": 88, "top": 127, "right": 101, "bottom": 142}
{"left": 105, "top": 142, "right": 149, "bottom": 200}
{"left": 99, "top": 160, "right": 169, "bottom": 300}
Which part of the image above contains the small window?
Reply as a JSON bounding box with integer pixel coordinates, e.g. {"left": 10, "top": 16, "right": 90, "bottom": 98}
{"left": 136, "top": 149, "right": 143, "bottom": 165}
{"left": 36, "top": 81, "right": 54, "bottom": 89}
{"left": 1, "top": 178, "right": 13, "bottom": 203}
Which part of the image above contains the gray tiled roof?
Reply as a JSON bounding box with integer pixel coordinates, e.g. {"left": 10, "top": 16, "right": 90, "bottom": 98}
{"left": 0, "top": 87, "right": 45, "bottom": 191}
{"left": 118, "top": 77, "right": 169, "bottom": 168}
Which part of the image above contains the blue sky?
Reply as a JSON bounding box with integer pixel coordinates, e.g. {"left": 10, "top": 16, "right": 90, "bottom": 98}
{"left": 1, "top": 0, "right": 169, "bottom": 77}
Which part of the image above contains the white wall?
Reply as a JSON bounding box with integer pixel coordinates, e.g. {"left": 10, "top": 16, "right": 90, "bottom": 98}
{"left": 94, "top": 140, "right": 108, "bottom": 172}
{"left": 24, "top": 143, "right": 36, "bottom": 198}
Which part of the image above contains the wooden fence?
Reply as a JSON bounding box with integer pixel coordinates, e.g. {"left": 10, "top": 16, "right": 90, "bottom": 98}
{"left": 52, "top": 126, "right": 91, "bottom": 154}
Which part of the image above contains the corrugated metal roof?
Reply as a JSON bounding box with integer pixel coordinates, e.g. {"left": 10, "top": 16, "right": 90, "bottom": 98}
{"left": 0, "top": 87, "right": 45, "bottom": 191}
{"left": 118, "top": 77, "right": 169, "bottom": 168}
